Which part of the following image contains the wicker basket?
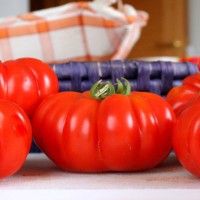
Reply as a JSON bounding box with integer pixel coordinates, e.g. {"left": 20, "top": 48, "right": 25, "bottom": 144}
{"left": 30, "top": 60, "right": 198, "bottom": 152}
{"left": 0, "top": 0, "right": 148, "bottom": 64}
{"left": 52, "top": 60, "right": 199, "bottom": 96}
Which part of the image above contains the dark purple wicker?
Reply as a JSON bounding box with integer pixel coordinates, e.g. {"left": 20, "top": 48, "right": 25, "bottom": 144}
{"left": 51, "top": 60, "right": 198, "bottom": 96}
{"left": 30, "top": 60, "right": 198, "bottom": 153}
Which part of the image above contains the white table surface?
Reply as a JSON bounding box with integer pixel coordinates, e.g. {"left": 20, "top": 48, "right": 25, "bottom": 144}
{"left": 1, "top": 152, "right": 200, "bottom": 200}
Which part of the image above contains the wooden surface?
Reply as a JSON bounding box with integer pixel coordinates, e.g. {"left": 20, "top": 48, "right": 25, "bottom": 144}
{"left": 128, "top": 0, "right": 188, "bottom": 58}
{"left": 0, "top": 152, "right": 200, "bottom": 199}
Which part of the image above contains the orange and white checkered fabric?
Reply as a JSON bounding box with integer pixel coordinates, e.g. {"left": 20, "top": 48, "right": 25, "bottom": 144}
{"left": 0, "top": 0, "right": 148, "bottom": 64}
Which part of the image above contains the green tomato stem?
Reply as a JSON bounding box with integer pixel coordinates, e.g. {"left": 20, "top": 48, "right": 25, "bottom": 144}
{"left": 90, "top": 78, "right": 131, "bottom": 101}
{"left": 116, "top": 78, "right": 131, "bottom": 95}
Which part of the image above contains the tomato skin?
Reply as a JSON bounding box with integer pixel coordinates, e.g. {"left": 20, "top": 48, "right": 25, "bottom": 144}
{"left": 0, "top": 58, "right": 58, "bottom": 117}
{"left": 0, "top": 100, "right": 32, "bottom": 179}
{"left": 173, "top": 98, "right": 200, "bottom": 177}
{"left": 32, "top": 91, "right": 176, "bottom": 172}
{"left": 166, "top": 73, "right": 200, "bottom": 116}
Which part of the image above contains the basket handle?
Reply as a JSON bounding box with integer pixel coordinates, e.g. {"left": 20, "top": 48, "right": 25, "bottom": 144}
{"left": 93, "top": 0, "right": 124, "bottom": 9}
{"left": 117, "top": 0, "right": 123, "bottom": 11}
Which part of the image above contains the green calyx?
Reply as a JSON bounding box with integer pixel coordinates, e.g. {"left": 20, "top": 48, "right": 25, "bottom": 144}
{"left": 90, "top": 78, "right": 131, "bottom": 101}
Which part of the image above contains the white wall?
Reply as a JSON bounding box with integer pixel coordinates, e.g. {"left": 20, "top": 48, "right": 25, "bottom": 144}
{"left": 0, "top": 0, "right": 199, "bottom": 56}
{"left": 0, "top": 0, "right": 29, "bottom": 17}
{"left": 187, "top": 0, "right": 200, "bottom": 56}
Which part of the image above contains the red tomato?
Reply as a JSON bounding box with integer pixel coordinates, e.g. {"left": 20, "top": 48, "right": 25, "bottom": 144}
{"left": 166, "top": 73, "right": 200, "bottom": 116}
{"left": 181, "top": 57, "right": 200, "bottom": 70}
{"left": 32, "top": 89, "right": 176, "bottom": 172}
{"left": 0, "top": 100, "right": 32, "bottom": 179}
{"left": 173, "top": 98, "right": 200, "bottom": 177}
{"left": 0, "top": 58, "right": 59, "bottom": 117}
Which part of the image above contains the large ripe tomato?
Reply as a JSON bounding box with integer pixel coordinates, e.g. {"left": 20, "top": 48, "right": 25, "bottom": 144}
{"left": 0, "top": 100, "right": 32, "bottom": 179}
{"left": 173, "top": 98, "right": 200, "bottom": 177}
{"left": 0, "top": 58, "right": 59, "bottom": 117}
{"left": 166, "top": 73, "right": 200, "bottom": 116}
{"left": 32, "top": 79, "right": 176, "bottom": 172}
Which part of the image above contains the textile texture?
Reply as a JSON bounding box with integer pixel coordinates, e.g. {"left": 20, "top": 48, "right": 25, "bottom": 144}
{"left": 0, "top": 1, "right": 148, "bottom": 64}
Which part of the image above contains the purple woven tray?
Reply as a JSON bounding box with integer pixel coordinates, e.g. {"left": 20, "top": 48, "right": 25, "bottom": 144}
{"left": 51, "top": 60, "right": 198, "bottom": 96}
{"left": 30, "top": 60, "right": 198, "bottom": 153}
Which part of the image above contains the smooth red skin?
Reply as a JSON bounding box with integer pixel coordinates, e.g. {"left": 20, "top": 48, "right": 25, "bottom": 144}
{"left": 0, "top": 100, "right": 32, "bottom": 179}
{"left": 173, "top": 98, "right": 200, "bottom": 177}
{"left": 32, "top": 91, "right": 176, "bottom": 172}
{"left": 166, "top": 73, "right": 200, "bottom": 116}
{"left": 0, "top": 58, "right": 59, "bottom": 117}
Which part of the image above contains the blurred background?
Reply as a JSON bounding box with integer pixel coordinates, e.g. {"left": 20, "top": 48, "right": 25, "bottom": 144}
{"left": 0, "top": 0, "right": 199, "bottom": 60}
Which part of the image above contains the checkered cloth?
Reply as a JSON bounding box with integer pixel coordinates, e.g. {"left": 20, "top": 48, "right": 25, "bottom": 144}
{"left": 0, "top": 0, "right": 148, "bottom": 64}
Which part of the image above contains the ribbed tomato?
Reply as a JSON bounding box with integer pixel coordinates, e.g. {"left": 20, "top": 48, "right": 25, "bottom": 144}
{"left": 173, "top": 98, "right": 200, "bottom": 177}
{"left": 0, "top": 100, "right": 32, "bottom": 179}
{"left": 166, "top": 73, "right": 200, "bottom": 116}
{"left": 32, "top": 79, "right": 176, "bottom": 172}
{"left": 0, "top": 58, "right": 59, "bottom": 117}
